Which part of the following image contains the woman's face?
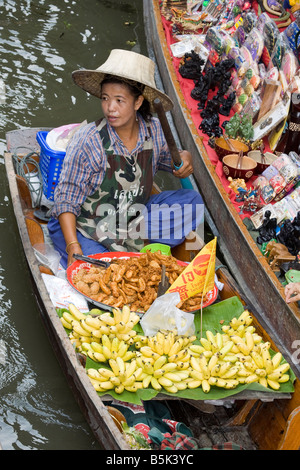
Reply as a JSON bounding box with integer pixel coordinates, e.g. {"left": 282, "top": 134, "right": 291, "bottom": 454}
{"left": 100, "top": 82, "right": 143, "bottom": 130}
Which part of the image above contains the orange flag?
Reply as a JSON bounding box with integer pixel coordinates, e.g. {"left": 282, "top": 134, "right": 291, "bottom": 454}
{"left": 166, "top": 237, "right": 217, "bottom": 301}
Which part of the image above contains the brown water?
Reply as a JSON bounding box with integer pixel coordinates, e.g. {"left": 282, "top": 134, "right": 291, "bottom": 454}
{"left": 0, "top": 0, "right": 147, "bottom": 450}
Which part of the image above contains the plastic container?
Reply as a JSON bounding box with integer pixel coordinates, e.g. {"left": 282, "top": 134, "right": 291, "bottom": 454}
{"left": 36, "top": 131, "right": 66, "bottom": 201}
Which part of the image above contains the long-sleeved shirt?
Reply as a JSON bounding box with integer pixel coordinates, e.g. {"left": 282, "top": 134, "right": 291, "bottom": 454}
{"left": 51, "top": 115, "right": 173, "bottom": 218}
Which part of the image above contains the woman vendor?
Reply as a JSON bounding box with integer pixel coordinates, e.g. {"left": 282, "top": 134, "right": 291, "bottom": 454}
{"left": 48, "top": 49, "right": 204, "bottom": 268}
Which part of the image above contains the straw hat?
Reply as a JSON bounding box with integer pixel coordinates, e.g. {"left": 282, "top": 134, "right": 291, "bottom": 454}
{"left": 72, "top": 49, "right": 173, "bottom": 112}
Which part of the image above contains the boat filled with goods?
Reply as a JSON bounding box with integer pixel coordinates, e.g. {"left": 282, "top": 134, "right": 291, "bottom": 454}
{"left": 4, "top": 128, "right": 300, "bottom": 450}
{"left": 144, "top": 0, "right": 300, "bottom": 362}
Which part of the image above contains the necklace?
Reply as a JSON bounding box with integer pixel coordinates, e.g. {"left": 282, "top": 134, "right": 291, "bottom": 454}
{"left": 124, "top": 152, "right": 137, "bottom": 172}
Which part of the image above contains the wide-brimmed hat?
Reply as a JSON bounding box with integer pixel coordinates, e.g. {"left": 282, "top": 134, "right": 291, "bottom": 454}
{"left": 72, "top": 49, "right": 173, "bottom": 112}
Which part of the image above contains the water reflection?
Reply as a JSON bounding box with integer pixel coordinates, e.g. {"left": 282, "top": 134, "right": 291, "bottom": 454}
{"left": 0, "top": 0, "right": 146, "bottom": 450}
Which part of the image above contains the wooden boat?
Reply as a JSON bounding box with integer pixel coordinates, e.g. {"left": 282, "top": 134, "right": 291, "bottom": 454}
{"left": 4, "top": 127, "right": 300, "bottom": 450}
{"left": 143, "top": 0, "right": 300, "bottom": 373}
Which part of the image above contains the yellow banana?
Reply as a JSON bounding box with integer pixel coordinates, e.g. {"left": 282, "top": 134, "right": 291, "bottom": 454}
{"left": 142, "top": 374, "right": 152, "bottom": 388}
{"left": 201, "top": 379, "right": 210, "bottom": 393}
{"left": 85, "top": 315, "right": 103, "bottom": 329}
{"left": 163, "top": 385, "right": 178, "bottom": 394}
{"left": 245, "top": 331, "right": 254, "bottom": 351}
{"left": 112, "top": 307, "right": 122, "bottom": 324}
{"left": 216, "top": 332, "right": 223, "bottom": 350}
{"left": 208, "top": 353, "right": 219, "bottom": 372}
{"left": 221, "top": 366, "right": 239, "bottom": 379}
{"left": 267, "top": 378, "right": 280, "bottom": 390}
{"left": 190, "top": 370, "right": 204, "bottom": 381}
{"left": 142, "top": 362, "right": 154, "bottom": 375}
{"left": 121, "top": 305, "right": 131, "bottom": 324}
{"left": 187, "top": 379, "right": 201, "bottom": 389}
{"left": 89, "top": 378, "right": 106, "bottom": 392}
{"left": 273, "top": 363, "right": 290, "bottom": 375}
{"left": 153, "top": 355, "right": 167, "bottom": 371}
{"left": 87, "top": 368, "right": 103, "bottom": 381}
{"left": 109, "top": 358, "right": 120, "bottom": 376}
{"left": 99, "top": 325, "right": 110, "bottom": 335}
{"left": 63, "top": 311, "right": 75, "bottom": 324}
{"left": 261, "top": 347, "right": 273, "bottom": 374}
{"left": 153, "top": 368, "right": 164, "bottom": 378}
{"left": 200, "top": 338, "right": 212, "bottom": 351}
{"left": 251, "top": 351, "right": 264, "bottom": 369}
{"left": 255, "top": 368, "right": 267, "bottom": 378}
{"left": 223, "top": 379, "right": 239, "bottom": 389}
{"left": 168, "top": 338, "right": 184, "bottom": 356}
{"left": 218, "top": 362, "right": 232, "bottom": 376}
{"left": 61, "top": 317, "right": 72, "bottom": 330}
{"left": 100, "top": 313, "right": 115, "bottom": 326}
{"left": 122, "top": 351, "right": 136, "bottom": 362}
{"left": 90, "top": 342, "right": 104, "bottom": 353}
{"left": 93, "top": 352, "right": 107, "bottom": 362}
{"left": 97, "top": 380, "right": 114, "bottom": 390}
{"left": 153, "top": 340, "right": 164, "bottom": 356}
{"left": 68, "top": 304, "right": 87, "bottom": 321}
{"left": 116, "top": 356, "right": 125, "bottom": 376}
{"left": 102, "top": 345, "right": 112, "bottom": 360}
{"left": 72, "top": 321, "right": 92, "bottom": 337}
{"left": 271, "top": 352, "right": 283, "bottom": 369}
{"left": 158, "top": 376, "right": 174, "bottom": 388}
{"left": 243, "top": 361, "right": 257, "bottom": 373}
{"left": 115, "top": 384, "right": 125, "bottom": 394}
{"left": 125, "top": 359, "right": 137, "bottom": 379}
{"left": 190, "top": 356, "right": 202, "bottom": 373}
{"left": 259, "top": 377, "right": 268, "bottom": 388}
{"left": 278, "top": 374, "right": 290, "bottom": 383}
{"left": 97, "top": 368, "right": 115, "bottom": 379}
{"left": 176, "top": 382, "right": 188, "bottom": 391}
{"left": 161, "top": 362, "right": 178, "bottom": 373}
{"left": 206, "top": 330, "right": 217, "bottom": 348}
{"left": 245, "top": 374, "right": 259, "bottom": 384}
{"left": 139, "top": 346, "right": 159, "bottom": 360}
{"left": 218, "top": 341, "right": 234, "bottom": 358}
{"left": 110, "top": 376, "right": 121, "bottom": 386}
{"left": 163, "top": 372, "right": 183, "bottom": 383}
{"left": 125, "top": 383, "right": 143, "bottom": 392}
{"left": 151, "top": 376, "right": 162, "bottom": 391}
{"left": 117, "top": 341, "right": 128, "bottom": 358}
{"left": 91, "top": 329, "right": 103, "bottom": 338}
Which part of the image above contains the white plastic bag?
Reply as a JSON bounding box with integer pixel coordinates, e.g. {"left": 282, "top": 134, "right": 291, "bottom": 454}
{"left": 140, "top": 292, "right": 195, "bottom": 336}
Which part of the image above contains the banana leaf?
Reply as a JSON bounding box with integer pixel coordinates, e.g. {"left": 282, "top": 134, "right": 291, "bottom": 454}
{"left": 61, "top": 296, "right": 295, "bottom": 406}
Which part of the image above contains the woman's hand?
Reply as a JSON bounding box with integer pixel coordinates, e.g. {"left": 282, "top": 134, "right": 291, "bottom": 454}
{"left": 67, "top": 242, "right": 83, "bottom": 267}
{"left": 172, "top": 150, "right": 194, "bottom": 179}
{"left": 285, "top": 282, "right": 300, "bottom": 303}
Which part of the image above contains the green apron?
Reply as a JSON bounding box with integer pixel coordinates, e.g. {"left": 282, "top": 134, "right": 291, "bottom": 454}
{"left": 76, "top": 119, "right": 153, "bottom": 251}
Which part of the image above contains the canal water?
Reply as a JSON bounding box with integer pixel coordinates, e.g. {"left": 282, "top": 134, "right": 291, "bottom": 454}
{"left": 0, "top": 0, "right": 148, "bottom": 450}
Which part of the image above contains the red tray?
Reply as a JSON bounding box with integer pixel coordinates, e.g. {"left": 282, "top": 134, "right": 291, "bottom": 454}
{"left": 66, "top": 252, "right": 218, "bottom": 313}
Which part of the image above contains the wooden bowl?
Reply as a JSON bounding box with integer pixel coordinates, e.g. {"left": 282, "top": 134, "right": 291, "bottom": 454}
{"left": 247, "top": 150, "right": 277, "bottom": 174}
{"left": 223, "top": 154, "right": 257, "bottom": 181}
{"left": 106, "top": 406, "right": 127, "bottom": 433}
{"left": 215, "top": 136, "right": 249, "bottom": 161}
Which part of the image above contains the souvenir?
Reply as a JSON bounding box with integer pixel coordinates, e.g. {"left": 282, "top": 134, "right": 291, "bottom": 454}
{"left": 269, "top": 173, "right": 286, "bottom": 194}
{"left": 243, "top": 28, "right": 264, "bottom": 62}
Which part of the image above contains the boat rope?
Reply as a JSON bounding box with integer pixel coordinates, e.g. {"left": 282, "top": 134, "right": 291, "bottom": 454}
{"left": 11, "top": 147, "right": 43, "bottom": 208}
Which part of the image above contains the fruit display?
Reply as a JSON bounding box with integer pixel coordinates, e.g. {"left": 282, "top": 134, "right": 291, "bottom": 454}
{"left": 59, "top": 304, "right": 293, "bottom": 398}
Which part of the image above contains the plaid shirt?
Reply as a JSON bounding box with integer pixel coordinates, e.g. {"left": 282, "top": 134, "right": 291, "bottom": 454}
{"left": 51, "top": 116, "right": 173, "bottom": 218}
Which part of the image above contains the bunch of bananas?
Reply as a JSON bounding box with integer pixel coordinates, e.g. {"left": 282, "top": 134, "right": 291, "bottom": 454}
{"left": 61, "top": 304, "right": 291, "bottom": 395}
{"left": 187, "top": 309, "right": 291, "bottom": 392}
{"left": 60, "top": 304, "right": 139, "bottom": 362}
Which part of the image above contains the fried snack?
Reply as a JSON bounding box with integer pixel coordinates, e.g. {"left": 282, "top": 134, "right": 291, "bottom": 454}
{"left": 72, "top": 251, "right": 209, "bottom": 312}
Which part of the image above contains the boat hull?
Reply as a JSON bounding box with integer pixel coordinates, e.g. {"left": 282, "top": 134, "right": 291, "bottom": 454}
{"left": 144, "top": 0, "right": 300, "bottom": 375}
